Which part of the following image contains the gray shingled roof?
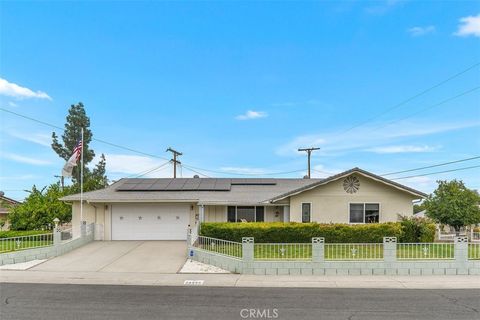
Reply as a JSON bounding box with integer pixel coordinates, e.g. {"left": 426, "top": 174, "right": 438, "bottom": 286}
{"left": 60, "top": 178, "right": 321, "bottom": 205}
{"left": 60, "top": 168, "right": 427, "bottom": 205}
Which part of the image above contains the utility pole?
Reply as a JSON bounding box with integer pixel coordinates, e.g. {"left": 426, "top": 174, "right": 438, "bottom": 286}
{"left": 54, "top": 175, "right": 64, "bottom": 190}
{"left": 166, "top": 147, "right": 182, "bottom": 178}
{"left": 298, "top": 147, "right": 320, "bottom": 179}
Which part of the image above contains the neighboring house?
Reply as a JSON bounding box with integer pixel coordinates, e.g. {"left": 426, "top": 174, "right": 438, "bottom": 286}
{"left": 413, "top": 210, "right": 426, "bottom": 218}
{"left": 60, "top": 167, "right": 426, "bottom": 241}
{"left": 0, "top": 192, "right": 21, "bottom": 230}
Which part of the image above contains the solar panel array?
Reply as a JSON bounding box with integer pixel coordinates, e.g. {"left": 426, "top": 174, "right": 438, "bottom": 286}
{"left": 116, "top": 178, "right": 277, "bottom": 191}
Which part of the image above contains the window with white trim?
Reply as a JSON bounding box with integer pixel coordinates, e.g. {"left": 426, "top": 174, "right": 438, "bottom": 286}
{"left": 349, "top": 203, "right": 379, "bottom": 223}
{"left": 301, "top": 203, "right": 311, "bottom": 223}
{"left": 227, "top": 206, "right": 265, "bottom": 222}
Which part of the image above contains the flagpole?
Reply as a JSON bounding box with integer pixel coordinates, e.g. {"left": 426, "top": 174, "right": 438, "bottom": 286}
{"left": 80, "top": 127, "right": 84, "bottom": 224}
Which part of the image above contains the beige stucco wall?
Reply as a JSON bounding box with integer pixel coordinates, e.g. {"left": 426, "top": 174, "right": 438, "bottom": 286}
{"left": 288, "top": 174, "right": 419, "bottom": 223}
{"left": 72, "top": 201, "right": 197, "bottom": 240}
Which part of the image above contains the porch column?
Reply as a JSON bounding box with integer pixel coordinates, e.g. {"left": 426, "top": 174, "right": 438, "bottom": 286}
{"left": 283, "top": 206, "right": 290, "bottom": 222}
{"left": 199, "top": 205, "right": 205, "bottom": 223}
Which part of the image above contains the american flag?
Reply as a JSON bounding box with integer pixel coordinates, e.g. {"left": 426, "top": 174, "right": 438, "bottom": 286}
{"left": 62, "top": 139, "right": 83, "bottom": 177}
{"left": 72, "top": 140, "right": 83, "bottom": 162}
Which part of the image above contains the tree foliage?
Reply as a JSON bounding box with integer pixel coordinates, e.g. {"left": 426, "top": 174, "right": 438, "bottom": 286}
{"left": 51, "top": 102, "right": 108, "bottom": 191}
{"left": 425, "top": 180, "right": 480, "bottom": 231}
{"left": 8, "top": 184, "right": 72, "bottom": 230}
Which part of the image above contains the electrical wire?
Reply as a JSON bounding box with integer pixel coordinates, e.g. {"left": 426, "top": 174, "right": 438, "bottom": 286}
{"left": 381, "top": 156, "right": 480, "bottom": 176}
{"left": 332, "top": 62, "right": 480, "bottom": 137}
{"left": 390, "top": 165, "right": 480, "bottom": 180}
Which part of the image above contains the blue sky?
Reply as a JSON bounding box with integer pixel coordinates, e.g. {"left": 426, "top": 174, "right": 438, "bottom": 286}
{"left": 1, "top": 1, "right": 479, "bottom": 201}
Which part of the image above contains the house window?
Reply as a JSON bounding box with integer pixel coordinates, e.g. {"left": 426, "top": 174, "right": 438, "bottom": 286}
{"left": 237, "top": 206, "right": 255, "bottom": 222}
{"left": 301, "top": 203, "right": 311, "bottom": 223}
{"left": 349, "top": 203, "right": 379, "bottom": 223}
{"left": 365, "top": 204, "right": 380, "bottom": 223}
{"left": 255, "top": 207, "right": 265, "bottom": 222}
{"left": 227, "top": 206, "right": 265, "bottom": 222}
{"left": 227, "top": 206, "right": 236, "bottom": 222}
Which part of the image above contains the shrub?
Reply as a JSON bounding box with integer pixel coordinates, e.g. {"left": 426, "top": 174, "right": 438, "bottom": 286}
{"left": 200, "top": 222, "right": 404, "bottom": 243}
{"left": 0, "top": 230, "right": 51, "bottom": 239}
{"left": 398, "top": 216, "right": 436, "bottom": 243}
{"left": 200, "top": 221, "right": 436, "bottom": 243}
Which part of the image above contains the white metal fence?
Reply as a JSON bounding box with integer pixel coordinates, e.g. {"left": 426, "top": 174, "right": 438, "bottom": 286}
{"left": 0, "top": 233, "right": 54, "bottom": 253}
{"left": 254, "top": 243, "right": 312, "bottom": 260}
{"left": 397, "top": 243, "right": 454, "bottom": 260}
{"left": 324, "top": 243, "right": 384, "bottom": 260}
{"left": 471, "top": 232, "right": 480, "bottom": 242}
{"left": 469, "top": 243, "right": 480, "bottom": 260}
{"left": 192, "top": 236, "right": 242, "bottom": 258}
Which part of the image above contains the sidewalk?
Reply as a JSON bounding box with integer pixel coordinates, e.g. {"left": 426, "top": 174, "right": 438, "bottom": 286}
{"left": 1, "top": 270, "right": 480, "bottom": 289}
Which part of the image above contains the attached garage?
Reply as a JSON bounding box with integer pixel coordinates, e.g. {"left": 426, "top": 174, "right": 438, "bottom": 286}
{"left": 111, "top": 203, "right": 190, "bottom": 240}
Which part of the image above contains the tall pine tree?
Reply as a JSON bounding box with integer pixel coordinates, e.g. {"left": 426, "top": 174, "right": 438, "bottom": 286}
{"left": 52, "top": 102, "right": 108, "bottom": 190}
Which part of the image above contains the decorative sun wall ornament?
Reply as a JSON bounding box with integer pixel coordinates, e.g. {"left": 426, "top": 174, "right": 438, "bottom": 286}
{"left": 343, "top": 176, "right": 360, "bottom": 194}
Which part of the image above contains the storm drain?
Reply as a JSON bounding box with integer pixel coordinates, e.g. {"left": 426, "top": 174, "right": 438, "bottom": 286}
{"left": 183, "top": 280, "right": 204, "bottom": 286}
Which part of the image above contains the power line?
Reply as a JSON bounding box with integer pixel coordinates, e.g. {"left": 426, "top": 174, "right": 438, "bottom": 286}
{"left": 1, "top": 107, "right": 306, "bottom": 177}
{"left": 372, "top": 86, "right": 480, "bottom": 131}
{"left": 180, "top": 164, "right": 212, "bottom": 178}
{"left": 390, "top": 165, "right": 480, "bottom": 180}
{"left": 132, "top": 161, "right": 171, "bottom": 178}
{"left": 0, "top": 107, "right": 171, "bottom": 162}
{"left": 382, "top": 156, "right": 480, "bottom": 176}
{"left": 333, "top": 61, "right": 480, "bottom": 137}
{"left": 181, "top": 164, "right": 306, "bottom": 176}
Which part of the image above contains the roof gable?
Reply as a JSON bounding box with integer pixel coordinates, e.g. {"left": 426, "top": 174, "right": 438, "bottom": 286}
{"left": 268, "top": 167, "right": 427, "bottom": 202}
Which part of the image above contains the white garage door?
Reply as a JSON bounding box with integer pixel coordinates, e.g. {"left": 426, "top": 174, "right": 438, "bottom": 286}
{"left": 112, "top": 203, "right": 190, "bottom": 240}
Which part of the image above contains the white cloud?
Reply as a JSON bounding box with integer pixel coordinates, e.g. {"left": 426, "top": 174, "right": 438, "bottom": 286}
{"left": 454, "top": 14, "right": 480, "bottom": 37}
{"left": 8, "top": 101, "right": 17, "bottom": 107}
{"left": 6, "top": 131, "right": 51, "bottom": 147}
{"left": 0, "top": 174, "right": 39, "bottom": 181}
{"left": 365, "top": 0, "right": 402, "bottom": 15}
{"left": 235, "top": 110, "right": 268, "bottom": 120}
{"left": 97, "top": 154, "right": 172, "bottom": 178}
{"left": 391, "top": 176, "right": 434, "bottom": 193}
{"left": 219, "top": 167, "right": 267, "bottom": 175}
{"left": 366, "top": 145, "right": 439, "bottom": 154}
{"left": 3, "top": 153, "right": 53, "bottom": 166}
{"left": 276, "top": 120, "right": 479, "bottom": 157}
{"left": 408, "top": 26, "right": 436, "bottom": 36}
{"left": 0, "top": 78, "right": 52, "bottom": 100}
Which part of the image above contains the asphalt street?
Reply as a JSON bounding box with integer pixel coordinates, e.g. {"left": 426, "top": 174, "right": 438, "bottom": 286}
{"left": 1, "top": 283, "right": 479, "bottom": 320}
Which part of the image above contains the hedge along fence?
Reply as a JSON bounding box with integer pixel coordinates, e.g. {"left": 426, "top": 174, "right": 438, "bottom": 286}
{"left": 200, "top": 221, "right": 436, "bottom": 243}
{"left": 0, "top": 230, "right": 52, "bottom": 239}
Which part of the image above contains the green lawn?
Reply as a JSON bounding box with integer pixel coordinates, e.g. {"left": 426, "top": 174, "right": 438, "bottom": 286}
{"left": 396, "top": 244, "right": 455, "bottom": 260}
{"left": 195, "top": 243, "right": 474, "bottom": 261}
{"left": 0, "top": 236, "right": 53, "bottom": 253}
{"left": 469, "top": 244, "right": 480, "bottom": 260}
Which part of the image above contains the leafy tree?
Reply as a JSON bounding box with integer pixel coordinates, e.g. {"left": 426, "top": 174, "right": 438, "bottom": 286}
{"left": 51, "top": 102, "right": 107, "bottom": 190}
{"left": 8, "top": 184, "right": 72, "bottom": 230}
{"left": 425, "top": 180, "right": 480, "bottom": 234}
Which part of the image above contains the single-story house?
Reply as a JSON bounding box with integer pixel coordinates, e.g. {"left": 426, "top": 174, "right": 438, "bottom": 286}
{"left": 0, "top": 192, "right": 21, "bottom": 230}
{"left": 60, "top": 167, "right": 427, "bottom": 241}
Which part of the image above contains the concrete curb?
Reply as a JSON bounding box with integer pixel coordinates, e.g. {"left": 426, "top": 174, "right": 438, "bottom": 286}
{"left": 1, "top": 271, "right": 480, "bottom": 289}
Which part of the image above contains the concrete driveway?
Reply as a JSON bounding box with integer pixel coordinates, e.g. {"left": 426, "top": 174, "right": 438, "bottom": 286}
{"left": 32, "top": 241, "right": 187, "bottom": 274}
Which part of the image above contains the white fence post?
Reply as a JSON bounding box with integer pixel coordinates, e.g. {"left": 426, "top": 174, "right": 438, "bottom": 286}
{"left": 312, "top": 237, "right": 325, "bottom": 262}
{"left": 383, "top": 237, "right": 397, "bottom": 262}
{"left": 242, "top": 237, "right": 254, "bottom": 262}
{"left": 454, "top": 236, "right": 468, "bottom": 263}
